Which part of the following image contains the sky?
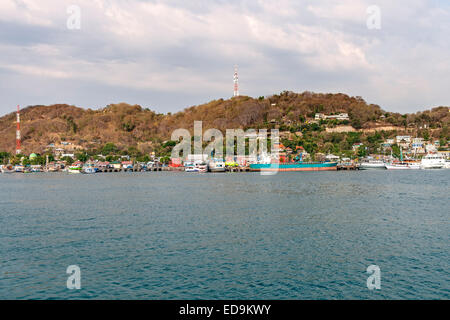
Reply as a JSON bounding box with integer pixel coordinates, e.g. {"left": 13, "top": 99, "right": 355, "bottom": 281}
{"left": 0, "top": 0, "right": 449, "bottom": 116}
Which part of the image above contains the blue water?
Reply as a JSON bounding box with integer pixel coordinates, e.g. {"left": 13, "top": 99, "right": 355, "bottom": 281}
{"left": 0, "top": 171, "right": 449, "bottom": 299}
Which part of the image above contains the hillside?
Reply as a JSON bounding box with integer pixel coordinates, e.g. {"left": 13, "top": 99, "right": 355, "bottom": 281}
{"left": 0, "top": 91, "right": 448, "bottom": 157}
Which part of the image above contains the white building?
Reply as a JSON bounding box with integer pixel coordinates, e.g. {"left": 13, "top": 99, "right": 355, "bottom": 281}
{"left": 425, "top": 144, "right": 437, "bottom": 153}
{"left": 315, "top": 113, "right": 349, "bottom": 121}
{"left": 396, "top": 136, "right": 411, "bottom": 143}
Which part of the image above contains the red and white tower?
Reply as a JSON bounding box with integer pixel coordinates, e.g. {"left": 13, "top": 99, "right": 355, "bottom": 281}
{"left": 233, "top": 65, "right": 239, "bottom": 97}
{"left": 16, "top": 105, "right": 21, "bottom": 155}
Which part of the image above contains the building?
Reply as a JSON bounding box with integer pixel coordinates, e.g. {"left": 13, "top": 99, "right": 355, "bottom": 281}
{"left": 315, "top": 113, "right": 349, "bottom": 121}
{"left": 325, "top": 154, "right": 340, "bottom": 161}
{"left": 425, "top": 144, "right": 437, "bottom": 153}
{"left": 396, "top": 136, "right": 411, "bottom": 143}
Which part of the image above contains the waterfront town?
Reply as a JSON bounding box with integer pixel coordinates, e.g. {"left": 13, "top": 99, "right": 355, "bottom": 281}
{"left": 1, "top": 109, "right": 449, "bottom": 173}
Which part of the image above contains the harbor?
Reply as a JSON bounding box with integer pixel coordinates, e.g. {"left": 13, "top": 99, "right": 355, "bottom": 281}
{"left": 2, "top": 154, "right": 450, "bottom": 174}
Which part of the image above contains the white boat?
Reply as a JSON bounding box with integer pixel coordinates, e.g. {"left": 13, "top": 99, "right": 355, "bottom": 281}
{"left": 359, "top": 159, "right": 386, "bottom": 170}
{"left": 385, "top": 162, "right": 421, "bottom": 170}
{"left": 208, "top": 159, "right": 226, "bottom": 172}
{"left": 30, "top": 165, "right": 43, "bottom": 173}
{"left": 1, "top": 164, "right": 15, "bottom": 173}
{"left": 421, "top": 153, "right": 445, "bottom": 169}
{"left": 444, "top": 160, "right": 450, "bottom": 169}
{"left": 14, "top": 165, "right": 25, "bottom": 173}
{"left": 195, "top": 160, "right": 208, "bottom": 173}
{"left": 82, "top": 167, "right": 96, "bottom": 174}
{"left": 184, "top": 161, "right": 199, "bottom": 172}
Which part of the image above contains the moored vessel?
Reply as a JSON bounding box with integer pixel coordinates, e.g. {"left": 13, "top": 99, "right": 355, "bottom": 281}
{"left": 385, "top": 162, "right": 421, "bottom": 170}
{"left": 67, "top": 165, "right": 82, "bottom": 174}
{"left": 208, "top": 159, "right": 226, "bottom": 172}
{"left": 359, "top": 158, "right": 386, "bottom": 170}
{"left": 1, "top": 164, "right": 15, "bottom": 173}
{"left": 184, "top": 161, "right": 199, "bottom": 172}
{"left": 421, "top": 153, "right": 445, "bottom": 169}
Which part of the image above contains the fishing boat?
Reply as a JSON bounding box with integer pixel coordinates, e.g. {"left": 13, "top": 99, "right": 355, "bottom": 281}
{"left": 184, "top": 161, "right": 199, "bottom": 172}
{"left": 14, "top": 165, "right": 25, "bottom": 173}
{"left": 385, "top": 148, "right": 421, "bottom": 170}
{"left": 195, "top": 160, "right": 208, "bottom": 173}
{"left": 30, "top": 165, "right": 43, "bottom": 173}
{"left": 359, "top": 158, "right": 386, "bottom": 170}
{"left": 421, "top": 153, "right": 445, "bottom": 169}
{"left": 67, "top": 165, "right": 82, "bottom": 174}
{"left": 1, "top": 164, "right": 15, "bottom": 173}
{"left": 81, "top": 166, "right": 96, "bottom": 174}
{"left": 385, "top": 162, "right": 421, "bottom": 170}
{"left": 208, "top": 159, "right": 226, "bottom": 172}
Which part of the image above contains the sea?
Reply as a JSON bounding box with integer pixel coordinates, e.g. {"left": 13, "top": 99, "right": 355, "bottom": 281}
{"left": 0, "top": 170, "right": 449, "bottom": 299}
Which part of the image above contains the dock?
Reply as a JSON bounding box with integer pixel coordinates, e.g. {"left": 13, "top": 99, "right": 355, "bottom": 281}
{"left": 337, "top": 163, "right": 359, "bottom": 170}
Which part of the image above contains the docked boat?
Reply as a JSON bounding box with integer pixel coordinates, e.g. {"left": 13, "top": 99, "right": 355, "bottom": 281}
{"left": 14, "top": 165, "right": 25, "bottom": 173}
{"left": 184, "top": 161, "right": 199, "bottom": 172}
{"left": 359, "top": 158, "right": 386, "bottom": 170}
{"left": 421, "top": 153, "right": 445, "bottom": 169}
{"left": 67, "top": 165, "right": 82, "bottom": 174}
{"left": 208, "top": 159, "right": 226, "bottom": 172}
{"left": 385, "top": 162, "right": 421, "bottom": 170}
{"left": 82, "top": 166, "right": 96, "bottom": 174}
{"left": 250, "top": 161, "right": 338, "bottom": 172}
{"left": 195, "top": 161, "right": 208, "bottom": 173}
{"left": 444, "top": 160, "right": 450, "bottom": 169}
{"left": 30, "top": 165, "right": 43, "bottom": 173}
{"left": 1, "top": 164, "right": 15, "bottom": 173}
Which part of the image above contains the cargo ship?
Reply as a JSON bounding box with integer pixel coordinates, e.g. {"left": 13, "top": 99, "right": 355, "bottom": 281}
{"left": 250, "top": 162, "right": 338, "bottom": 172}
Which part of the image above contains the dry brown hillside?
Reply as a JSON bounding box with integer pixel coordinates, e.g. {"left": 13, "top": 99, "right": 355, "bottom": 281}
{"left": 0, "top": 91, "right": 448, "bottom": 154}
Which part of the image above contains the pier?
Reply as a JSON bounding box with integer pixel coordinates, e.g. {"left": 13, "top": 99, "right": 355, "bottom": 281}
{"left": 337, "top": 163, "right": 359, "bottom": 170}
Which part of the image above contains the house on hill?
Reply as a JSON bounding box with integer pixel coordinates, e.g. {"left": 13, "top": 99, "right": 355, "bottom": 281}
{"left": 315, "top": 113, "right": 349, "bottom": 121}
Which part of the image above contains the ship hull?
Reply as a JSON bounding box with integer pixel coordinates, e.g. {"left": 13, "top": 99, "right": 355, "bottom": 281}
{"left": 250, "top": 162, "right": 338, "bottom": 172}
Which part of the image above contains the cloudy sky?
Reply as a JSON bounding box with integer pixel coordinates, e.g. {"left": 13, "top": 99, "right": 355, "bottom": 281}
{"left": 0, "top": 0, "right": 449, "bottom": 116}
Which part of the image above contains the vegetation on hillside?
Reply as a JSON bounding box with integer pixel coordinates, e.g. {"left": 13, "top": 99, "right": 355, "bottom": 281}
{"left": 0, "top": 91, "right": 448, "bottom": 160}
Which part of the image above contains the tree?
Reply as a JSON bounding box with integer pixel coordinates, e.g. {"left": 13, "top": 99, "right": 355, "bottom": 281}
{"left": 357, "top": 145, "right": 367, "bottom": 158}
{"left": 391, "top": 144, "right": 401, "bottom": 159}
{"left": 76, "top": 153, "right": 88, "bottom": 162}
{"left": 351, "top": 118, "right": 362, "bottom": 129}
{"left": 0, "top": 151, "right": 11, "bottom": 164}
{"left": 61, "top": 156, "right": 74, "bottom": 165}
{"left": 102, "top": 143, "right": 118, "bottom": 155}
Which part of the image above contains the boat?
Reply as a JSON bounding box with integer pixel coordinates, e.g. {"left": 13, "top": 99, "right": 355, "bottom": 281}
{"left": 14, "top": 165, "right": 25, "bottom": 173}
{"left": 67, "top": 165, "right": 82, "bottom": 174}
{"left": 1, "top": 164, "right": 15, "bottom": 173}
{"left": 359, "top": 158, "right": 386, "bottom": 170}
{"left": 81, "top": 166, "right": 96, "bottom": 174}
{"left": 195, "top": 160, "right": 208, "bottom": 173}
{"left": 421, "top": 153, "right": 445, "bottom": 169}
{"left": 444, "top": 160, "right": 450, "bottom": 169}
{"left": 30, "top": 165, "right": 43, "bottom": 173}
{"left": 184, "top": 161, "right": 199, "bottom": 172}
{"left": 250, "top": 162, "right": 338, "bottom": 172}
{"left": 208, "top": 159, "right": 226, "bottom": 172}
{"left": 385, "top": 162, "right": 421, "bottom": 170}
{"left": 385, "top": 148, "right": 421, "bottom": 170}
